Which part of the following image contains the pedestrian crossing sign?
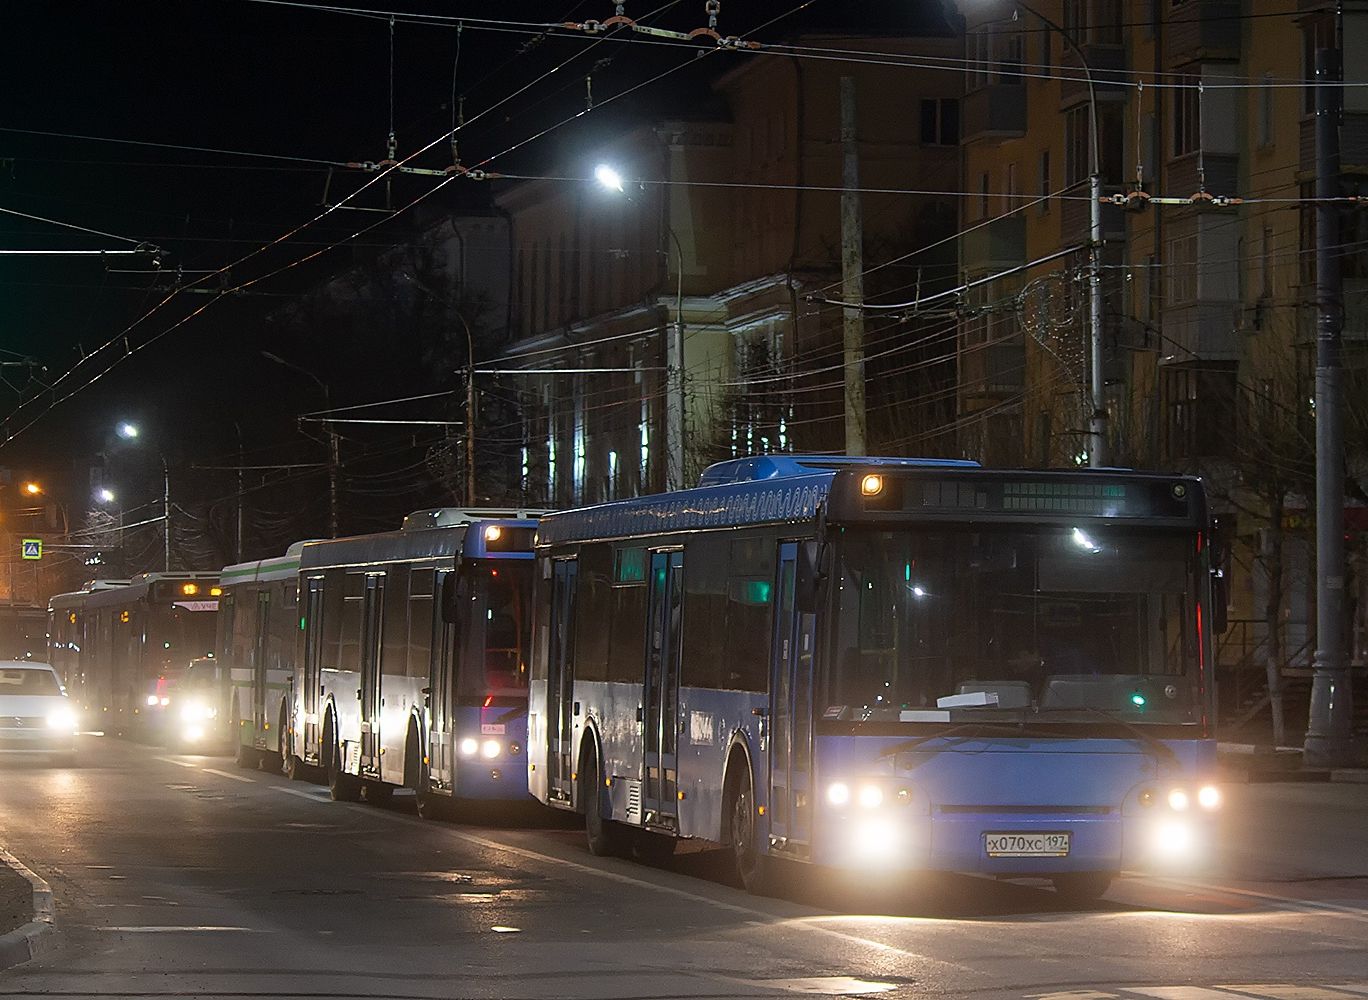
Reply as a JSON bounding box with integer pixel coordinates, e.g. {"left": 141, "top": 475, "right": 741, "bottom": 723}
{"left": 20, "top": 539, "right": 41, "bottom": 560}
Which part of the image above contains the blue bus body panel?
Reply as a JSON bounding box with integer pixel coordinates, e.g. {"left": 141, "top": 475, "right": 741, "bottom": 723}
{"left": 450, "top": 703, "right": 531, "bottom": 801}
{"left": 812, "top": 734, "right": 1216, "bottom": 874}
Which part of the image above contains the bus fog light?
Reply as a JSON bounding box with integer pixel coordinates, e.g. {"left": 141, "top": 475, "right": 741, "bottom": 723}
{"left": 826, "top": 782, "right": 850, "bottom": 807}
{"left": 1153, "top": 819, "right": 1194, "bottom": 858}
{"left": 1197, "top": 785, "right": 1221, "bottom": 810}
{"left": 851, "top": 819, "right": 899, "bottom": 862}
{"left": 481, "top": 739, "right": 501, "bottom": 759}
{"left": 459, "top": 738, "right": 479, "bottom": 757}
{"left": 857, "top": 784, "right": 883, "bottom": 809}
{"left": 1167, "top": 788, "right": 1190, "bottom": 811}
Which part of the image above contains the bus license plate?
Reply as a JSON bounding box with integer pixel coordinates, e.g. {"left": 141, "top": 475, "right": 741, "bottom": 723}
{"left": 984, "top": 832, "right": 1070, "bottom": 858}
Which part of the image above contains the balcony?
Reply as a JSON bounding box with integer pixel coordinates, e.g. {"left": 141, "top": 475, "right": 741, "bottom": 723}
{"left": 962, "top": 84, "right": 1026, "bottom": 144}
{"left": 1167, "top": 0, "right": 1241, "bottom": 63}
{"left": 1166, "top": 153, "right": 1239, "bottom": 199}
{"left": 961, "top": 215, "right": 1026, "bottom": 271}
{"left": 1159, "top": 301, "right": 1240, "bottom": 362}
{"left": 1059, "top": 43, "right": 1127, "bottom": 107}
{"left": 1301, "top": 112, "right": 1368, "bottom": 172}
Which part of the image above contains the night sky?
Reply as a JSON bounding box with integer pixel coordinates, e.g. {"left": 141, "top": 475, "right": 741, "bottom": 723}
{"left": 1, "top": 1, "right": 956, "bottom": 568}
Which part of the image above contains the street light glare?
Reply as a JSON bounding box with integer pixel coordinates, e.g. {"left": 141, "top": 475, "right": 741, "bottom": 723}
{"left": 117, "top": 422, "right": 140, "bottom": 439}
{"left": 98, "top": 488, "right": 116, "bottom": 503}
{"left": 594, "top": 163, "right": 624, "bottom": 193}
{"left": 22, "top": 482, "right": 42, "bottom": 496}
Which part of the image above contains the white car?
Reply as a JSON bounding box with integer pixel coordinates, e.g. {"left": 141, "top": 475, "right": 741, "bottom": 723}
{"left": 0, "top": 661, "right": 78, "bottom": 766}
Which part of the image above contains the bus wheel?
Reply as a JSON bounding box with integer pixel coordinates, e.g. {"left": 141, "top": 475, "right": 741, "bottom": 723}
{"left": 1051, "top": 872, "right": 1113, "bottom": 903}
{"left": 233, "top": 735, "right": 259, "bottom": 770}
{"left": 326, "top": 739, "right": 362, "bottom": 802}
{"left": 728, "top": 768, "right": 773, "bottom": 895}
{"left": 582, "top": 746, "right": 626, "bottom": 857}
{"left": 283, "top": 752, "right": 309, "bottom": 782}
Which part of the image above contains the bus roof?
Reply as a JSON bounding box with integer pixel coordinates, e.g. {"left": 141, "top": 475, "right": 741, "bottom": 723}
{"left": 536, "top": 457, "right": 1205, "bottom": 546}
{"left": 220, "top": 540, "right": 317, "bottom": 587}
{"left": 299, "top": 517, "right": 540, "bottom": 572}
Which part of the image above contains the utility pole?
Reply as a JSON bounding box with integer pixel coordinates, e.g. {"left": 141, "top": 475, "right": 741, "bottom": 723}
{"left": 666, "top": 228, "right": 685, "bottom": 492}
{"left": 1088, "top": 156, "right": 1106, "bottom": 467}
{"left": 1305, "top": 46, "right": 1354, "bottom": 767}
{"left": 457, "top": 312, "right": 477, "bottom": 507}
{"left": 839, "top": 75, "right": 867, "bottom": 456}
{"left": 234, "top": 423, "right": 244, "bottom": 562}
{"left": 162, "top": 457, "right": 171, "bottom": 573}
{"left": 327, "top": 430, "right": 341, "bottom": 538}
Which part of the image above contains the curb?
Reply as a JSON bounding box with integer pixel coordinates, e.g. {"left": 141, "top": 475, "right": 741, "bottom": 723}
{"left": 0, "top": 847, "right": 56, "bottom": 971}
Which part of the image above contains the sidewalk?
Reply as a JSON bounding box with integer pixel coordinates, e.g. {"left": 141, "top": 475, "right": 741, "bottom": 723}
{"left": 1217, "top": 741, "right": 1368, "bottom": 784}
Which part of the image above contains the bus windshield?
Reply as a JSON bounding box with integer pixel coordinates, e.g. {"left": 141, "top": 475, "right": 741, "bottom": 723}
{"left": 458, "top": 561, "right": 533, "bottom": 697}
{"left": 826, "top": 526, "right": 1202, "bottom": 725}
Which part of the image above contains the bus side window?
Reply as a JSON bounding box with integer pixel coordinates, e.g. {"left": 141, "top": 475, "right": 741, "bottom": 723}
{"left": 575, "top": 545, "right": 612, "bottom": 683}
{"left": 607, "top": 546, "right": 647, "bottom": 684}
{"left": 681, "top": 535, "right": 728, "bottom": 689}
{"left": 724, "top": 535, "right": 776, "bottom": 692}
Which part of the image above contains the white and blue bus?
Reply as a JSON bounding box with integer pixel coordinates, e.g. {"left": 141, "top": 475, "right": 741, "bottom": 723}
{"left": 528, "top": 456, "right": 1225, "bottom": 898}
{"left": 291, "top": 509, "right": 542, "bottom": 814}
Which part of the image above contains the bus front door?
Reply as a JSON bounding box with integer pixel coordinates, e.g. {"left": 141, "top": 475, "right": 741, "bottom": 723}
{"left": 252, "top": 590, "right": 270, "bottom": 749}
{"left": 769, "top": 542, "right": 815, "bottom": 854}
{"left": 546, "top": 559, "right": 578, "bottom": 806}
{"left": 302, "top": 577, "right": 325, "bottom": 761}
{"left": 359, "top": 574, "right": 385, "bottom": 775}
{"left": 644, "top": 549, "right": 683, "bottom": 830}
{"left": 428, "top": 569, "right": 455, "bottom": 789}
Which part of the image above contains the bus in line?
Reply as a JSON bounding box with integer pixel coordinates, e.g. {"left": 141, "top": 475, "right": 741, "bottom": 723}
{"left": 0, "top": 603, "right": 47, "bottom": 661}
{"left": 289, "top": 509, "right": 542, "bottom": 814}
{"left": 528, "top": 455, "right": 1225, "bottom": 898}
{"left": 47, "top": 572, "right": 222, "bottom": 737}
{"left": 216, "top": 541, "right": 309, "bottom": 768}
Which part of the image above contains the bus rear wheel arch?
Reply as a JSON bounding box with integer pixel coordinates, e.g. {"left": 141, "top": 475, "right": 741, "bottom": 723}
{"left": 579, "top": 738, "right": 627, "bottom": 857}
{"left": 723, "top": 751, "right": 774, "bottom": 895}
{"left": 323, "top": 712, "right": 361, "bottom": 802}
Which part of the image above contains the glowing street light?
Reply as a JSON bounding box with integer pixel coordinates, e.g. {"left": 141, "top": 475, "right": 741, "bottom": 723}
{"left": 116, "top": 422, "right": 140, "bottom": 440}
{"left": 21, "top": 482, "right": 42, "bottom": 496}
{"left": 593, "top": 163, "right": 624, "bottom": 193}
{"left": 97, "top": 488, "right": 116, "bottom": 504}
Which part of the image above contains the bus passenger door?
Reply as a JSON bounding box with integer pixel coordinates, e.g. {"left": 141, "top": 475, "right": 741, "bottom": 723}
{"left": 252, "top": 590, "right": 270, "bottom": 748}
{"left": 546, "top": 559, "right": 578, "bottom": 806}
{"left": 428, "top": 569, "right": 455, "bottom": 789}
{"left": 359, "top": 574, "right": 385, "bottom": 774}
{"left": 643, "top": 549, "right": 683, "bottom": 829}
{"left": 769, "top": 542, "right": 815, "bottom": 853}
{"left": 302, "top": 577, "right": 325, "bottom": 758}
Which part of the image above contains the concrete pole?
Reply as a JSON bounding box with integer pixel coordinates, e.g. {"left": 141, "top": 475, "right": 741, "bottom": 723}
{"left": 666, "top": 227, "right": 685, "bottom": 492}
{"left": 1088, "top": 169, "right": 1107, "bottom": 467}
{"left": 162, "top": 457, "right": 171, "bottom": 573}
{"left": 327, "top": 430, "right": 341, "bottom": 539}
{"left": 1304, "top": 47, "right": 1354, "bottom": 767}
{"left": 839, "top": 76, "right": 867, "bottom": 456}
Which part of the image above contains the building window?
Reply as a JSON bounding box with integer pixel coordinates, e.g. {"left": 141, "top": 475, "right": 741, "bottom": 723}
{"left": 1064, "top": 105, "right": 1121, "bottom": 186}
{"left": 968, "top": 28, "right": 990, "bottom": 90}
{"left": 1088, "top": 0, "right": 1121, "bottom": 45}
{"left": 1039, "top": 149, "right": 1051, "bottom": 213}
{"left": 920, "top": 98, "right": 960, "bottom": 145}
{"left": 1065, "top": 107, "right": 1089, "bottom": 186}
{"left": 1162, "top": 364, "right": 1237, "bottom": 461}
{"left": 1006, "top": 162, "right": 1018, "bottom": 209}
{"left": 1260, "top": 226, "right": 1274, "bottom": 299}
{"left": 1173, "top": 74, "right": 1201, "bottom": 157}
{"left": 1166, "top": 234, "right": 1198, "bottom": 305}
{"left": 1062, "top": 0, "right": 1083, "bottom": 46}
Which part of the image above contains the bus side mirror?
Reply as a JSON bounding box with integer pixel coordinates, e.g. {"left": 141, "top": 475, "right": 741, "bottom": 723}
{"left": 796, "top": 540, "right": 829, "bottom": 614}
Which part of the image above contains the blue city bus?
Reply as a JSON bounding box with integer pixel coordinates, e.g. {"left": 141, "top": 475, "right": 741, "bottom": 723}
{"left": 290, "top": 509, "right": 543, "bottom": 815}
{"left": 528, "top": 456, "right": 1225, "bottom": 898}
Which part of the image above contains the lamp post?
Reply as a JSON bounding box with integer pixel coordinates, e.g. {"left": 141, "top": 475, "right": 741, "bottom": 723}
{"left": 261, "top": 352, "right": 341, "bottom": 537}
{"left": 1003, "top": 3, "right": 1107, "bottom": 467}
{"left": 596, "top": 163, "right": 686, "bottom": 492}
{"left": 115, "top": 423, "right": 171, "bottom": 572}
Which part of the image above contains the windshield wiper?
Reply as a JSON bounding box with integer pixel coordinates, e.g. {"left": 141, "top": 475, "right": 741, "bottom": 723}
{"left": 878, "top": 718, "right": 1045, "bottom": 757}
{"left": 1048, "top": 705, "right": 1182, "bottom": 772}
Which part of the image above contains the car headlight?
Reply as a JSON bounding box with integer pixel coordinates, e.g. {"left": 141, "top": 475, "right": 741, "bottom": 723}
{"left": 857, "top": 784, "right": 884, "bottom": 809}
{"left": 47, "top": 706, "right": 78, "bottom": 731}
{"left": 459, "top": 737, "right": 479, "bottom": 757}
{"left": 1197, "top": 784, "right": 1221, "bottom": 810}
{"left": 481, "top": 739, "right": 501, "bottom": 759}
{"left": 1167, "top": 788, "right": 1190, "bottom": 812}
{"left": 826, "top": 782, "right": 850, "bottom": 807}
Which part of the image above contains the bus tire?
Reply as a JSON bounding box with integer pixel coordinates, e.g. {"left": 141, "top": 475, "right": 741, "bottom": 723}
{"left": 1051, "top": 872, "right": 1113, "bottom": 903}
{"left": 581, "top": 743, "right": 626, "bottom": 857}
{"left": 727, "top": 764, "right": 774, "bottom": 895}
{"left": 325, "top": 726, "right": 362, "bottom": 802}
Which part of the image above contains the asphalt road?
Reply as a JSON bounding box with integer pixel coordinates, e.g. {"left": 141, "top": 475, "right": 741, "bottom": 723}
{"left": 0, "top": 737, "right": 1366, "bottom": 1000}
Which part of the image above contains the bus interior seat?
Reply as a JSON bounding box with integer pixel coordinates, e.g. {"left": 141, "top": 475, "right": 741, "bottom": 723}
{"left": 956, "top": 680, "right": 1032, "bottom": 709}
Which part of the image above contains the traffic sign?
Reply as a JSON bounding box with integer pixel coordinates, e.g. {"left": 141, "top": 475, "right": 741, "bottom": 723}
{"left": 20, "top": 539, "right": 41, "bottom": 560}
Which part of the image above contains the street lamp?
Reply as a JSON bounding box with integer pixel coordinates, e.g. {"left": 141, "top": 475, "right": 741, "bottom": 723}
{"left": 21, "top": 482, "right": 42, "bottom": 497}
{"left": 996, "top": 3, "right": 1106, "bottom": 467}
{"left": 595, "top": 162, "right": 686, "bottom": 492}
{"left": 97, "top": 488, "right": 116, "bottom": 504}
{"left": 113, "top": 422, "right": 171, "bottom": 572}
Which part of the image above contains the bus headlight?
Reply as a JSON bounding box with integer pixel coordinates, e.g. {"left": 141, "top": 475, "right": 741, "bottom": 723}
{"left": 481, "top": 739, "right": 501, "bottom": 759}
{"left": 826, "top": 782, "right": 850, "bottom": 807}
{"left": 857, "top": 784, "right": 884, "bottom": 809}
{"left": 1197, "top": 785, "right": 1221, "bottom": 810}
{"left": 458, "top": 738, "right": 479, "bottom": 757}
{"left": 46, "top": 706, "right": 78, "bottom": 732}
{"left": 146, "top": 694, "right": 160, "bottom": 707}
{"left": 179, "top": 702, "right": 217, "bottom": 722}
{"left": 1152, "top": 819, "right": 1194, "bottom": 858}
{"left": 1166, "top": 788, "right": 1190, "bottom": 812}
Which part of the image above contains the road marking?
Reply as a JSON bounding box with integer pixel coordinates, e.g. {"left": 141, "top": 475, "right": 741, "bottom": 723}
{"left": 761, "top": 977, "right": 896, "bottom": 995}
{"left": 1220, "top": 988, "right": 1368, "bottom": 999}
{"left": 269, "top": 786, "right": 330, "bottom": 802}
{"left": 201, "top": 768, "right": 255, "bottom": 784}
{"left": 153, "top": 756, "right": 199, "bottom": 769}
{"left": 96, "top": 925, "right": 258, "bottom": 933}
{"left": 1151, "top": 877, "right": 1368, "bottom": 924}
